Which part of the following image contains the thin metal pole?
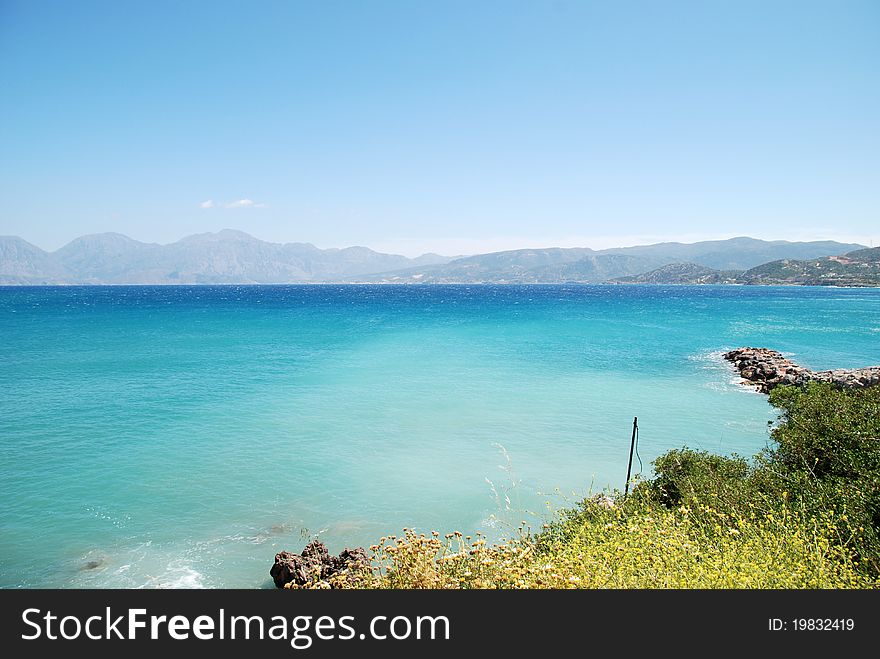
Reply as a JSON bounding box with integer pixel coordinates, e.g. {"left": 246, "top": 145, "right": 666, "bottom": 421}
{"left": 624, "top": 416, "right": 638, "bottom": 496}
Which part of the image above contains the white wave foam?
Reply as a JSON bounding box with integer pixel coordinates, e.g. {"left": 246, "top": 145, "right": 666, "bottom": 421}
{"left": 690, "top": 349, "right": 765, "bottom": 395}
{"left": 687, "top": 349, "right": 727, "bottom": 364}
{"left": 160, "top": 567, "right": 206, "bottom": 589}
{"left": 143, "top": 562, "right": 206, "bottom": 589}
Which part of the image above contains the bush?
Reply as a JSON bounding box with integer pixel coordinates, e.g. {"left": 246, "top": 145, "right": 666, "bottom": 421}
{"left": 641, "top": 383, "right": 880, "bottom": 577}
{"left": 760, "top": 383, "right": 880, "bottom": 574}
{"left": 647, "top": 448, "right": 751, "bottom": 510}
{"left": 767, "top": 383, "right": 880, "bottom": 479}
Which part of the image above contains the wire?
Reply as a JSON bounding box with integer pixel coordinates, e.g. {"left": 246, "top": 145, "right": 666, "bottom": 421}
{"left": 634, "top": 424, "right": 643, "bottom": 476}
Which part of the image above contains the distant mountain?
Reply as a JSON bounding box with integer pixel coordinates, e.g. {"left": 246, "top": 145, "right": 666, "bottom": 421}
{"left": 54, "top": 233, "right": 162, "bottom": 283}
{"left": 599, "top": 236, "right": 866, "bottom": 271}
{"left": 612, "top": 262, "right": 741, "bottom": 285}
{"left": 0, "top": 230, "right": 455, "bottom": 285}
{"left": 357, "top": 249, "right": 660, "bottom": 283}
{"left": 0, "top": 236, "right": 68, "bottom": 284}
{"left": 0, "top": 232, "right": 868, "bottom": 285}
{"left": 738, "top": 247, "right": 880, "bottom": 286}
{"left": 355, "top": 238, "right": 865, "bottom": 284}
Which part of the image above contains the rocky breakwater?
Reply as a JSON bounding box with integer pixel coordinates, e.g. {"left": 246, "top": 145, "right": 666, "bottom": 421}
{"left": 271, "top": 540, "right": 369, "bottom": 589}
{"left": 723, "top": 347, "right": 880, "bottom": 393}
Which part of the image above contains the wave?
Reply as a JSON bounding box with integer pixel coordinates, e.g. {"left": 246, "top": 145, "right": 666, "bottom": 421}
{"left": 143, "top": 562, "right": 206, "bottom": 589}
{"left": 688, "top": 349, "right": 763, "bottom": 395}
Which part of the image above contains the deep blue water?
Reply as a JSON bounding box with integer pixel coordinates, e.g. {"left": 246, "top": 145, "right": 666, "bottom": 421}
{"left": 1, "top": 284, "right": 878, "bottom": 587}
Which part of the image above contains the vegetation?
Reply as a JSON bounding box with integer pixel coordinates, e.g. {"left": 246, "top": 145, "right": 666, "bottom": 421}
{"left": 613, "top": 262, "right": 741, "bottom": 285}
{"left": 738, "top": 247, "right": 880, "bottom": 286}
{"left": 303, "top": 382, "right": 879, "bottom": 589}
{"left": 613, "top": 246, "right": 880, "bottom": 286}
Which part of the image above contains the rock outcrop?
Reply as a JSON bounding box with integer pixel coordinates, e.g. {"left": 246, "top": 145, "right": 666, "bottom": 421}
{"left": 723, "top": 347, "right": 880, "bottom": 393}
{"left": 270, "top": 540, "right": 369, "bottom": 589}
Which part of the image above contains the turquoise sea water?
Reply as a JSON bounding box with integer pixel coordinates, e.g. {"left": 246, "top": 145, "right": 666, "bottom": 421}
{"left": 2, "top": 284, "right": 879, "bottom": 588}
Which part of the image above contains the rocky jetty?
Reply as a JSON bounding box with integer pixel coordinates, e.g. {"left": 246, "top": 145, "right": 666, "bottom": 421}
{"left": 723, "top": 347, "right": 880, "bottom": 393}
{"left": 270, "top": 540, "right": 369, "bottom": 589}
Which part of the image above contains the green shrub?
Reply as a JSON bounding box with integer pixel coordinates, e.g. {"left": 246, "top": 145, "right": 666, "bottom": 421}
{"left": 647, "top": 448, "right": 751, "bottom": 511}
{"left": 767, "top": 382, "right": 880, "bottom": 479}
{"left": 760, "top": 383, "right": 880, "bottom": 574}
{"left": 644, "top": 383, "right": 880, "bottom": 576}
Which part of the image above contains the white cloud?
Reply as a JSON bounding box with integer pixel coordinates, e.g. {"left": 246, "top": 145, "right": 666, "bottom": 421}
{"left": 199, "top": 198, "right": 267, "bottom": 209}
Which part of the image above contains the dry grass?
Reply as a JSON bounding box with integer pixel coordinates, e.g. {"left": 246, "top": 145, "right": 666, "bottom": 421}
{"left": 323, "top": 499, "right": 875, "bottom": 589}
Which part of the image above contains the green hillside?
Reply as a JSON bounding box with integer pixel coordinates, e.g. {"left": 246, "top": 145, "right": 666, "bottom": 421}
{"left": 611, "top": 247, "right": 880, "bottom": 287}
{"left": 613, "top": 262, "right": 741, "bottom": 284}
{"left": 740, "top": 247, "right": 880, "bottom": 286}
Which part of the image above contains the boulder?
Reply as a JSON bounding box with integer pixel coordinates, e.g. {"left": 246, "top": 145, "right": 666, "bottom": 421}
{"left": 270, "top": 540, "right": 369, "bottom": 589}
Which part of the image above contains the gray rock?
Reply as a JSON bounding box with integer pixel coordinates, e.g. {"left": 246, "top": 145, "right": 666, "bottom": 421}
{"left": 723, "top": 347, "right": 880, "bottom": 393}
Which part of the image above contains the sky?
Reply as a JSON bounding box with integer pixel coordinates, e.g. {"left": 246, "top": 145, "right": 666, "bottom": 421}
{"left": 1, "top": 0, "right": 878, "bottom": 257}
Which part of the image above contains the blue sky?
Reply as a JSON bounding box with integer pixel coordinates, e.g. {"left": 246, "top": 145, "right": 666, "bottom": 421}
{"left": 1, "top": 0, "right": 878, "bottom": 256}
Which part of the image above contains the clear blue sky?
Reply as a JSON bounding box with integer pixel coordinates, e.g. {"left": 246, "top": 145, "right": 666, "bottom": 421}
{"left": 1, "top": 0, "right": 878, "bottom": 255}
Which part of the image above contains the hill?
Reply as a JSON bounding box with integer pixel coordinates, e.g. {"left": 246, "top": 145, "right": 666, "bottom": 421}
{"left": 612, "top": 262, "right": 741, "bottom": 285}
{"left": 357, "top": 249, "right": 660, "bottom": 283}
{"left": 738, "top": 246, "right": 880, "bottom": 286}
{"left": 610, "top": 247, "right": 880, "bottom": 287}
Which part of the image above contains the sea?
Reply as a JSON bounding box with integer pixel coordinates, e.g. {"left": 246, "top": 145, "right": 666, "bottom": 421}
{"left": 2, "top": 284, "right": 879, "bottom": 588}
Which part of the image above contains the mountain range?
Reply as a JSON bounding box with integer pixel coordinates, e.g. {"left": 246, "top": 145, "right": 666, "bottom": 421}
{"left": 0, "top": 230, "right": 453, "bottom": 285}
{"left": 0, "top": 231, "right": 870, "bottom": 286}
{"left": 351, "top": 237, "right": 866, "bottom": 284}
